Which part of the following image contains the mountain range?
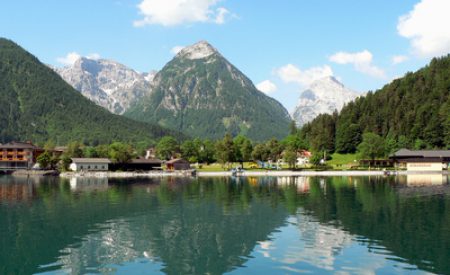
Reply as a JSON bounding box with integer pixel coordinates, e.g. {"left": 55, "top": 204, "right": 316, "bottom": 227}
{"left": 291, "top": 76, "right": 360, "bottom": 127}
{"left": 4, "top": 36, "right": 445, "bottom": 149}
{"left": 54, "top": 41, "right": 362, "bottom": 140}
{"left": 53, "top": 41, "right": 292, "bottom": 140}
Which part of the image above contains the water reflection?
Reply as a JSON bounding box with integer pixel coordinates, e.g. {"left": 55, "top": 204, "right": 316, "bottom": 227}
{"left": 406, "top": 173, "right": 449, "bottom": 186}
{"left": 0, "top": 175, "right": 449, "bottom": 274}
{"left": 277, "top": 176, "right": 311, "bottom": 193}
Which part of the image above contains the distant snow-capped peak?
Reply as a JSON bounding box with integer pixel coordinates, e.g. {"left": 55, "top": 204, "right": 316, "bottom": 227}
{"left": 292, "top": 76, "right": 360, "bottom": 127}
{"left": 54, "top": 57, "right": 155, "bottom": 114}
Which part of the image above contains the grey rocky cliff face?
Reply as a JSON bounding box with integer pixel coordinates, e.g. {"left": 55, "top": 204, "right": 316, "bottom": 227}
{"left": 292, "top": 76, "right": 361, "bottom": 127}
{"left": 54, "top": 58, "right": 155, "bottom": 114}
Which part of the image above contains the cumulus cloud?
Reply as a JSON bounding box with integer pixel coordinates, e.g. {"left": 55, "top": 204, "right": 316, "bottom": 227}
{"left": 133, "top": 0, "right": 232, "bottom": 27}
{"left": 56, "top": 52, "right": 82, "bottom": 66}
{"left": 329, "top": 50, "right": 385, "bottom": 78}
{"left": 171, "top": 45, "right": 185, "bottom": 55}
{"left": 392, "top": 55, "right": 409, "bottom": 65}
{"left": 256, "top": 80, "right": 277, "bottom": 94}
{"left": 276, "top": 64, "right": 333, "bottom": 87}
{"left": 56, "top": 52, "right": 101, "bottom": 66}
{"left": 398, "top": 0, "right": 450, "bottom": 57}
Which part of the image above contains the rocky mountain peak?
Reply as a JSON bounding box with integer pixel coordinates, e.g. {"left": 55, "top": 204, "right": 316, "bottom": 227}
{"left": 54, "top": 58, "right": 154, "bottom": 114}
{"left": 177, "top": 40, "right": 218, "bottom": 60}
{"left": 310, "top": 76, "right": 343, "bottom": 89}
{"left": 125, "top": 40, "right": 291, "bottom": 141}
{"left": 292, "top": 77, "right": 360, "bottom": 127}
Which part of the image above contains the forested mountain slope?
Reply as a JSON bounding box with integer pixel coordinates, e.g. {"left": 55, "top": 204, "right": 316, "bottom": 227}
{"left": 0, "top": 38, "right": 179, "bottom": 145}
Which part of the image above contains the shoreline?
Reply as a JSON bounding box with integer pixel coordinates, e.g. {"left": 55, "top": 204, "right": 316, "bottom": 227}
{"left": 59, "top": 170, "right": 449, "bottom": 178}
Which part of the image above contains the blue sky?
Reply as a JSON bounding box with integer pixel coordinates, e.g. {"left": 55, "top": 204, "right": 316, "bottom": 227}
{"left": 1, "top": 0, "right": 449, "bottom": 111}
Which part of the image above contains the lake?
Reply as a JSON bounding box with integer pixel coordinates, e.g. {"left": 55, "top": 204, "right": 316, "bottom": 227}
{"left": 1, "top": 175, "right": 449, "bottom": 274}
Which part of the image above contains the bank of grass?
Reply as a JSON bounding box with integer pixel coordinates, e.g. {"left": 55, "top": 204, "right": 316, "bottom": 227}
{"left": 195, "top": 154, "right": 360, "bottom": 172}
{"left": 327, "top": 153, "right": 358, "bottom": 169}
{"left": 196, "top": 162, "right": 277, "bottom": 172}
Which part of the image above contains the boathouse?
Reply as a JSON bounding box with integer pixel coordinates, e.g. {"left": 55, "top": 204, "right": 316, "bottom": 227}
{"left": 389, "top": 149, "right": 450, "bottom": 171}
{"left": 166, "top": 158, "right": 190, "bottom": 171}
{"left": 70, "top": 158, "right": 111, "bottom": 172}
{"left": 109, "top": 158, "right": 163, "bottom": 171}
{"left": 0, "top": 141, "right": 44, "bottom": 170}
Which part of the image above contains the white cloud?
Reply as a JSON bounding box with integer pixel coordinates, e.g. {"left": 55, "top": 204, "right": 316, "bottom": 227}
{"left": 56, "top": 52, "right": 101, "bottom": 66}
{"left": 133, "top": 0, "right": 232, "bottom": 27}
{"left": 56, "top": 52, "right": 81, "bottom": 66}
{"left": 276, "top": 64, "right": 333, "bottom": 87}
{"left": 214, "top": 7, "right": 229, "bottom": 24}
{"left": 86, "top": 53, "right": 101, "bottom": 60}
{"left": 171, "top": 45, "right": 185, "bottom": 55}
{"left": 256, "top": 80, "right": 277, "bottom": 94}
{"left": 398, "top": 0, "right": 450, "bottom": 57}
{"left": 392, "top": 55, "right": 409, "bottom": 65}
{"left": 329, "top": 50, "right": 385, "bottom": 78}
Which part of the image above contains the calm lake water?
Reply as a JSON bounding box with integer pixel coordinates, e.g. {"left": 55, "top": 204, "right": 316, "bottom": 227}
{"left": 1, "top": 175, "right": 450, "bottom": 274}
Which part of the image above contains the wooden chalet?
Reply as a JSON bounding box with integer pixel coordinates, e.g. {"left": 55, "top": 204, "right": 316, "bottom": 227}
{"left": 0, "top": 141, "right": 44, "bottom": 170}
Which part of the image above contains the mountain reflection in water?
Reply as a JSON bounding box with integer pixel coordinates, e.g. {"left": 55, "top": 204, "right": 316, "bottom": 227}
{"left": 0, "top": 175, "right": 449, "bottom": 274}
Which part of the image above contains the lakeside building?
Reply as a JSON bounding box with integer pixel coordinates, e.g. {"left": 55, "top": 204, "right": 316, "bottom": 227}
{"left": 390, "top": 149, "right": 450, "bottom": 171}
{"left": 296, "top": 150, "right": 311, "bottom": 166}
{"left": 109, "top": 158, "right": 163, "bottom": 171}
{"left": 0, "top": 141, "right": 44, "bottom": 170}
{"left": 166, "top": 159, "right": 191, "bottom": 171}
{"left": 70, "top": 158, "right": 163, "bottom": 172}
{"left": 70, "top": 158, "right": 111, "bottom": 172}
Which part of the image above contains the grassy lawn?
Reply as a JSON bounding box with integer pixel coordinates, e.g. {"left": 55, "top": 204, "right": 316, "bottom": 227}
{"left": 195, "top": 162, "right": 310, "bottom": 172}
{"left": 174, "top": 154, "right": 392, "bottom": 172}
{"left": 196, "top": 162, "right": 281, "bottom": 172}
{"left": 195, "top": 163, "right": 226, "bottom": 172}
{"left": 327, "top": 153, "right": 358, "bottom": 169}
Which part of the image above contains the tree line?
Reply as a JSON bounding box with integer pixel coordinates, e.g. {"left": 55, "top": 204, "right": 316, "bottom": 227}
{"left": 36, "top": 122, "right": 308, "bottom": 170}
{"left": 37, "top": 115, "right": 398, "bottom": 171}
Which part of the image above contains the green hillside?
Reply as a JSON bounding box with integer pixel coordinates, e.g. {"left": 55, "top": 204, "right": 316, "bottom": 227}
{"left": 301, "top": 55, "right": 450, "bottom": 152}
{"left": 0, "top": 38, "right": 180, "bottom": 145}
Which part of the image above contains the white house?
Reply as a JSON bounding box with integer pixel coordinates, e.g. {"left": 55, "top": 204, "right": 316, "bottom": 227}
{"left": 70, "top": 158, "right": 111, "bottom": 172}
{"left": 296, "top": 157, "right": 309, "bottom": 166}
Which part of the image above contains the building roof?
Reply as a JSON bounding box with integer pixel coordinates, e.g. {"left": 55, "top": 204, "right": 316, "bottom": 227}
{"left": 0, "top": 141, "right": 41, "bottom": 150}
{"left": 131, "top": 158, "right": 162, "bottom": 164}
{"left": 395, "top": 157, "right": 447, "bottom": 163}
{"left": 166, "top": 158, "right": 189, "bottom": 164}
{"left": 390, "top": 149, "right": 450, "bottom": 158}
{"left": 71, "top": 158, "right": 111, "bottom": 164}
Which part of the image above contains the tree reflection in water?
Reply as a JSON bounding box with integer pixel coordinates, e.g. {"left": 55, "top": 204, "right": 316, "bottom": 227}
{"left": 0, "top": 175, "right": 449, "bottom": 274}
